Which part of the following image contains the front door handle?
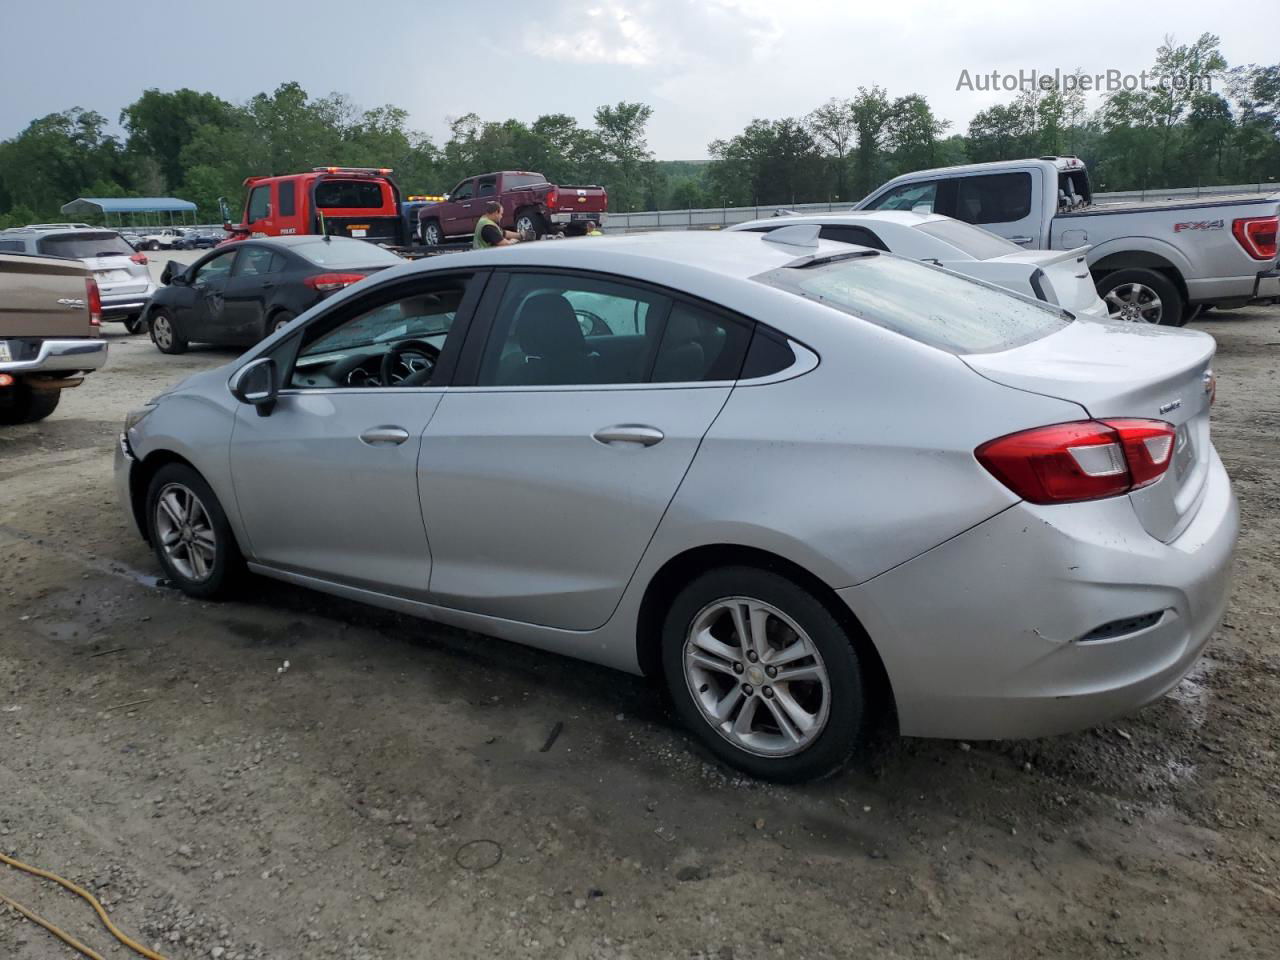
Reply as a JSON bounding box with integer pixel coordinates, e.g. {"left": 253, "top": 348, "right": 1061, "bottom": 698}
{"left": 1009, "top": 235, "right": 1034, "bottom": 246}
{"left": 360, "top": 426, "right": 410, "bottom": 446}
{"left": 593, "top": 424, "right": 664, "bottom": 447}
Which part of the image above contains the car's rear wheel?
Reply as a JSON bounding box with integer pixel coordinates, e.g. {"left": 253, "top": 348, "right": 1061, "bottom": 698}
{"left": 265, "top": 310, "right": 295, "bottom": 340}
{"left": 0, "top": 383, "right": 60, "bottom": 425}
{"left": 145, "top": 463, "right": 242, "bottom": 599}
{"left": 515, "top": 210, "right": 547, "bottom": 240}
{"left": 150, "top": 309, "right": 187, "bottom": 354}
{"left": 661, "top": 566, "right": 866, "bottom": 782}
{"left": 422, "top": 220, "right": 443, "bottom": 246}
{"left": 1097, "top": 269, "right": 1186, "bottom": 326}
{"left": 124, "top": 315, "right": 144, "bottom": 334}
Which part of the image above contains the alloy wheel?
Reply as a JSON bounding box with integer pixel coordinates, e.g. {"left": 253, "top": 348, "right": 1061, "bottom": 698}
{"left": 1105, "top": 282, "right": 1163, "bottom": 323}
{"left": 516, "top": 215, "right": 534, "bottom": 234}
{"left": 154, "top": 482, "right": 217, "bottom": 582}
{"left": 152, "top": 315, "right": 173, "bottom": 349}
{"left": 683, "top": 597, "right": 831, "bottom": 758}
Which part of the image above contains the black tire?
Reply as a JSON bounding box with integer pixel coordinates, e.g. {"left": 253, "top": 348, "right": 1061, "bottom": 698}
{"left": 264, "top": 310, "right": 295, "bottom": 340}
{"left": 514, "top": 209, "right": 548, "bottom": 240}
{"left": 147, "top": 239, "right": 161, "bottom": 251}
{"left": 0, "top": 383, "right": 60, "bottom": 425}
{"left": 145, "top": 463, "right": 243, "bottom": 599}
{"left": 422, "top": 219, "right": 444, "bottom": 247}
{"left": 124, "top": 315, "right": 144, "bottom": 335}
{"left": 149, "top": 309, "right": 188, "bottom": 354}
{"left": 660, "top": 566, "right": 866, "bottom": 783}
{"left": 1096, "top": 268, "right": 1186, "bottom": 326}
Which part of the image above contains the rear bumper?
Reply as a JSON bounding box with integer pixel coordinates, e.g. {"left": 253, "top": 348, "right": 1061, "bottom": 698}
{"left": 1252, "top": 268, "right": 1280, "bottom": 301}
{"left": 549, "top": 212, "right": 607, "bottom": 225}
{"left": 0, "top": 338, "right": 108, "bottom": 375}
{"left": 841, "top": 449, "right": 1238, "bottom": 740}
{"left": 101, "top": 288, "right": 155, "bottom": 319}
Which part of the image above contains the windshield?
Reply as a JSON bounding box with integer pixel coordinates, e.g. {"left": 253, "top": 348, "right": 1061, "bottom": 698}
{"left": 914, "top": 219, "right": 1021, "bottom": 260}
{"left": 38, "top": 232, "right": 134, "bottom": 259}
{"left": 292, "top": 239, "right": 403, "bottom": 268}
{"left": 756, "top": 254, "right": 1071, "bottom": 355}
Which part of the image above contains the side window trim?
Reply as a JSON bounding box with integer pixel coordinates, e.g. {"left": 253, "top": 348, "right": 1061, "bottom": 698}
{"left": 277, "top": 269, "right": 491, "bottom": 392}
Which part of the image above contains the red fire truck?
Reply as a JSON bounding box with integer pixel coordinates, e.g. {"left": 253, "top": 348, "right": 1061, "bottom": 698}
{"left": 220, "top": 167, "right": 409, "bottom": 248}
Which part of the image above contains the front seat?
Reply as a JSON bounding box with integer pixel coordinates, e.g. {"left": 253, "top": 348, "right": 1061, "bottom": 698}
{"left": 500, "top": 293, "right": 596, "bottom": 385}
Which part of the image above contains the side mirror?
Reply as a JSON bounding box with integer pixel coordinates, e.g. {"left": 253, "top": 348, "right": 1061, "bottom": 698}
{"left": 218, "top": 196, "right": 233, "bottom": 230}
{"left": 442, "top": 193, "right": 450, "bottom": 201}
{"left": 161, "top": 260, "right": 187, "bottom": 285}
{"left": 229, "top": 357, "right": 279, "bottom": 417}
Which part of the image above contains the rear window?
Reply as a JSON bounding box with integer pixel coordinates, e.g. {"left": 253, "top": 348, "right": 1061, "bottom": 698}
{"left": 314, "top": 179, "right": 386, "bottom": 209}
{"left": 37, "top": 232, "right": 134, "bottom": 259}
{"left": 914, "top": 220, "right": 1021, "bottom": 260}
{"left": 502, "top": 174, "right": 545, "bottom": 190}
{"left": 291, "top": 239, "right": 403, "bottom": 268}
{"left": 756, "top": 254, "right": 1070, "bottom": 355}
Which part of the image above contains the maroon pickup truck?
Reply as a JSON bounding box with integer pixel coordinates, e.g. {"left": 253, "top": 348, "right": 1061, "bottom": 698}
{"left": 418, "top": 171, "right": 607, "bottom": 245}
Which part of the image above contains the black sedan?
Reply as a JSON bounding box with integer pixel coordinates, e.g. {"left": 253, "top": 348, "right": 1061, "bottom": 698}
{"left": 143, "top": 236, "right": 404, "bottom": 354}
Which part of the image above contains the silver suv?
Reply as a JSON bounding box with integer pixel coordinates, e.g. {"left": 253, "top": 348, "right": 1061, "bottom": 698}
{"left": 0, "top": 224, "right": 157, "bottom": 333}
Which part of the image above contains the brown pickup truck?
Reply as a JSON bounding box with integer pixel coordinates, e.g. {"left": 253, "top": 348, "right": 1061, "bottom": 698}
{"left": 0, "top": 252, "right": 108, "bottom": 424}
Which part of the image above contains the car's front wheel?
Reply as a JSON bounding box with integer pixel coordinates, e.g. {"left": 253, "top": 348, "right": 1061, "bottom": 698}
{"left": 150, "top": 309, "right": 187, "bottom": 354}
{"left": 145, "top": 463, "right": 242, "bottom": 598}
{"left": 661, "top": 566, "right": 866, "bottom": 782}
{"left": 422, "top": 220, "right": 443, "bottom": 246}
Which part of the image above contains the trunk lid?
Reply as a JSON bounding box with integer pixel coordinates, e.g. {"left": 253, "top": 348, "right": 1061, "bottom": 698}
{"left": 82, "top": 254, "right": 151, "bottom": 297}
{"left": 964, "top": 319, "right": 1216, "bottom": 542}
{"left": 989, "top": 246, "right": 1103, "bottom": 315}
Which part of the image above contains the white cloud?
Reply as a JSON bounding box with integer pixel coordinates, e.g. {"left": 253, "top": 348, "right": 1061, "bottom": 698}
{"left": 523, "top": 0, "right": 664, "bottom": 66}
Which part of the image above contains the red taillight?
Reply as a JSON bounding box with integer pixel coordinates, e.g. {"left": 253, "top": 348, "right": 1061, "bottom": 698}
{"left": 85, "top": 278, "right": 102, "bottom": 326}
{"left": 976, "top": 419, "right": 1176, "bottom": 504}
{"left": 304, "top": 272, "right": 366, "bottom": 292}
{"left": 1232, "top": 215, "right": 1278, "bottom": 260}
{"left": 130, "top": 252, "right": 148, "bottom": 266}
{"left": 546, "top": 189, "right": 559, "bottom": 209}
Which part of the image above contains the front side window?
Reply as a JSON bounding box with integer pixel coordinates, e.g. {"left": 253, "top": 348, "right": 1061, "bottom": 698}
{"left": 755, "top": 254, "right": 1070, "bottom": 355}
{"left": 452, "top": 180, "right": 475, "bottom": 202}
{"left": 290, "top": 280, "right": 468, "bottom": 389}
{"left": 864, "top": 181, "right": 938, "bottom": 213}
{"left": 193, "top": 249, "right": 238, "bottom": 282}
{"left": 954, "top": 173, "right": 1032, "bottom": 225}
{"left": 247, "top": 185, "right": 271, "bottom": 222}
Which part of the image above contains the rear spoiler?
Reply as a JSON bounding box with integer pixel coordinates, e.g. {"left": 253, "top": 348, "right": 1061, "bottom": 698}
{"left": 994, "top": 244, "right": 1091, "bottom": 266}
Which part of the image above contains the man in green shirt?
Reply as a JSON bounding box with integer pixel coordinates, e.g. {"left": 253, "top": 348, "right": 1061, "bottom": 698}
{"left": 473, "top": 201, "right": 520, "bottom": 249}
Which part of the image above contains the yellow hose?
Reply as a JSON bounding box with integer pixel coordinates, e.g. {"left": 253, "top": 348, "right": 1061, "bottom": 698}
{"left": 0, "top": 851, "right": 170, "bottom": 960}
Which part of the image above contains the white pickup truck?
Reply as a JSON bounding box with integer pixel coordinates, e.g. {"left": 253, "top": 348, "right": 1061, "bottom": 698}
{"left": 136, "top": 228, "right": 188, "bottom": 251}
{"left": 856, "top": 157, "right": 1280, "bottom": 325}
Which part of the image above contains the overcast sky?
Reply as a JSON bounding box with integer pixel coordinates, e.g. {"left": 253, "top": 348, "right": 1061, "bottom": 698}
{"left": 4, "top": 0, "right": 1273, "bottom": 159}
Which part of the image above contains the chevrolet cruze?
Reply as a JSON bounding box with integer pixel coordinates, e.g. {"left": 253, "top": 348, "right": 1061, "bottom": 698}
{"left": 116, "top": 229, "right": 1238, "bottom": 781}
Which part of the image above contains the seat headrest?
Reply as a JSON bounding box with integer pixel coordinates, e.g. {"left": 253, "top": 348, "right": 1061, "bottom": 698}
{"left": 515, "top": 293, "right": 585, "bottom": 358}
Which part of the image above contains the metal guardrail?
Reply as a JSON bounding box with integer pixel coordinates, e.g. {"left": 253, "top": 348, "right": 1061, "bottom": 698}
{"left": 603, "top": 182, "right": 1280, "bottom": 232}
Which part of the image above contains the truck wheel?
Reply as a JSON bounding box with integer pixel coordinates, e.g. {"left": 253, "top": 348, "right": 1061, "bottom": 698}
{"left": 0, "top": 383, "right": 60, "bottom": 425}
{"left": 1096, "top": 269, "right": 1186, "bottom": 326}
{"left": 515, "top": 210, "right": 548, "bottom": 240}
{"left": 124, "top": 315, "right": 144, "bottom": 334}
{"left": 422, "top": 220, "right": 444, "bottom": 246}
{"left": 147, "top": 239, "right": 161, "bottom": 251}
{"left": 150, "top": 309, "right": 188, "bottom": 354}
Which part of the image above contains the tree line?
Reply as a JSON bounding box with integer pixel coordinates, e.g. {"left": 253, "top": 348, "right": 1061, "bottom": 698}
{"left": 0, "top": 33, "right": 1275, "bottom": 228}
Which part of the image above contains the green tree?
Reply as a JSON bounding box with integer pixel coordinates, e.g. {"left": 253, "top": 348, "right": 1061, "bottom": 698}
{"left": 850, "top": 86, "right": 892, "bottom": 199}
{"left": 807, "top": 98, "right": 856, "bottom": 200}
{"left": 121, "top": 89, "right": 235, "bottom": 190}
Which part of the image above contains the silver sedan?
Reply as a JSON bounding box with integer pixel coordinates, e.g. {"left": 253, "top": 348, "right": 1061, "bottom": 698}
{"left": 116, "top": 228, "right": 1238, "bottom": 781}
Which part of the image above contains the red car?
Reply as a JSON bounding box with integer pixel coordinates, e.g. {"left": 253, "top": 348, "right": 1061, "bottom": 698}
{"left": 418, "top": 171, "right": 607, "bottom": 245}
{"left": 222, "top": 167, "right": 408, "bottom": 248}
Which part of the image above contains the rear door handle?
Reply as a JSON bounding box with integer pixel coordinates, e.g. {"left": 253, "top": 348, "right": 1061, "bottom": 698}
{"left": 360, "top": 426, "right": 410, "bottom": 446}
{"left": 593, "top": 424, "right": 664, "bottom": 447}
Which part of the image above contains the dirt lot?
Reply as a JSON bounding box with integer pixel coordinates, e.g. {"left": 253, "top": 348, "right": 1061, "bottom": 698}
{"left": 2, "top": 305, "right": 1278, "bottom": 960}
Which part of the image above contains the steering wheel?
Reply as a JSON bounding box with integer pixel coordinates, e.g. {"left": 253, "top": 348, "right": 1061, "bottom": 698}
{"left": 574, "top": 309, "right": 609, "bottom": 337}
{"left": 380, "top": 339, "right": 441, "bottom": 387}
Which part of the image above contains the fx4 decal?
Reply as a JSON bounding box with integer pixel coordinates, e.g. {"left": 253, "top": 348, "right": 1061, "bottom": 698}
{"left": 1174, "top": 219, "right": 1224, "bottom": 233}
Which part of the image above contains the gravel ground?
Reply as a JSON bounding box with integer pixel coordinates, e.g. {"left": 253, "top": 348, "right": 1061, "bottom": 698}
{"left": 1, "top": 303, "right": 1278, "bottom": 960}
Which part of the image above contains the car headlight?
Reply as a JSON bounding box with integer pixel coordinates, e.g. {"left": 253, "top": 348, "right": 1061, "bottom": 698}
{"left": 124, "top": 404, "right": 157, "bottom": 432}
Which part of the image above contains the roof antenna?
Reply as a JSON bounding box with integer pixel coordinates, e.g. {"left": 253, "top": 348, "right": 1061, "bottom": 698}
{"left": 761, "top": 224, "right": 820, "bottom": 249}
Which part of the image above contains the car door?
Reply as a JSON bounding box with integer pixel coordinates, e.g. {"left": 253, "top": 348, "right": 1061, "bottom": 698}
{"left": 245, "top": 182, "right": 274, "bottom": 237}
{"left": 418, "top": 270, "right": 752, "bottom": 631}
{"left": 228, "top": 270, "right": 485, "bottom": 595}
{"left": 221, "top": 244, "right": 281, "bottom": 344}
{"left": 947, "top": 172, "right": 1040, "bottom": 246}
{"left": 186, "top": 248, "right": 240, "bottom": 342}
{"left": 443, "top": 179, "right": 476, "bottom": 236}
